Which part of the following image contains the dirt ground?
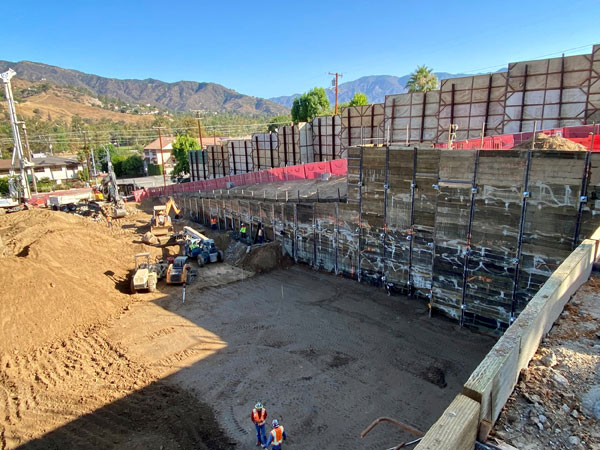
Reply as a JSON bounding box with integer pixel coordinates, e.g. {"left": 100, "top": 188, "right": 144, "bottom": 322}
{"left": 491, "top": 276, "right": 600, "bottom": 450}
{"left": 0, "top": 203, "right": 495, "bottom": 449}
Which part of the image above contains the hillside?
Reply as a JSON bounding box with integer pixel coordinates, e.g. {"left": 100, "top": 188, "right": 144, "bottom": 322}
{"left": 0, "top": 79, "right": 153, "bottom": 124}
{"left": 270, "top": 72, "right": 474, "bottom": 107}
{"left": 0, "top": 60, "right": 289, "bottom": 116}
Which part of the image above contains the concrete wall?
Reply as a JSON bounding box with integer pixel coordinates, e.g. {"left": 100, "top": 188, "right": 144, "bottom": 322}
{"left": 180, "top": 147, "right": 600, "bottom": 334}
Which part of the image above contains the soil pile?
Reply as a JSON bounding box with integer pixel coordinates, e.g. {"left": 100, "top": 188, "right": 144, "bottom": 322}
{"left": 511, "top": 133, "right": 587, "bottom": 151}
{"left": 237, "top": 241, "right": 294, "bottom": 273}
{"left": 0, "top": 209, "right": 146, "bottom": 355}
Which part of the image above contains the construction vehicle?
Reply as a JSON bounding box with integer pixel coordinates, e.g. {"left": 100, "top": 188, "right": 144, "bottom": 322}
{"left": 165, "top": 256, "right": 192, "bottom": 284}
{"left": 182, "top": 226, "right": 224, "bottom": 266}
{"left": 102, "top": 149, "right": 127, "bottom": 218}
{"left": 130, "top": 252, "right": 163, "bottom": 294}
{"left": 150, "top": 198, "right": 180, "bottom": 236}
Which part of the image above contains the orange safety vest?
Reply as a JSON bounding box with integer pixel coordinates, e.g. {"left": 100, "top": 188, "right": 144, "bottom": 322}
{"left": 211, "top": 218, "right": 217, "bottom": 225}
{"left": 252, "top": 408, "right": 266, "bottom": 425}
{"left": 271, "top": 426, "right": 284, "bottom": 445}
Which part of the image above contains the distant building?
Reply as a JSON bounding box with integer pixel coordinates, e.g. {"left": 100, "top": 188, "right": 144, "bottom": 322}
{"left": 143, "top": 136, "right": 224, "bottom": 175}
{"left": 0, "top": 156, "right": 83, "bottom": 185}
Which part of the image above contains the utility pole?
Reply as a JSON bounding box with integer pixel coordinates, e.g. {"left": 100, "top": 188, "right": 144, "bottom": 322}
{"left": 191, "top": 112, "right": 207, "bottom": 181}
{"left": 153, "top": 126, "right": 167, "bottom": 188}
{"left": 329, "top": 72, "right": 343, "bottom": 115}
{"left": 82, "top": 131, "right": 92, "bottom": 184}
{"left": 1, "top": 69, "right": 31, "bottom": 200}
{"left": 19, "top": 122, "right": 37, "bottom": 193}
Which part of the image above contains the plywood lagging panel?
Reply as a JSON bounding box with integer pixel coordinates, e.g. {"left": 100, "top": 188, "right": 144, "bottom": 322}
{"left": 384, "top": 92, "right": 440, "bottom": 144}
{"left": 206, "top": 144, "right": 230, "bottom": 178}
{"left": 188, "top": 150, "right": 209, "bottom": 181}
{"left": 340, "top": 104, "right": 385, "bottom": 150}
{"left": 311, "top": 115, "right": 343, "bottom": 161}
{"left": 578, "top": 152, "right": 600, "bottom": 241}
{"left": 337, "top": 202, "right": 359, "bottom": 279}
{"left": 515, "top": 151, "right": 586, "bottom": 313}
{"left": 296, "top": 203, "right": 315, "bottom": 265}
{"left": 346, "top": 146, "right": 362, "bottom": 203}
{"left": 503, "top": 53, "right": 593, "bottom": 133}
{"left": 278, "top": 125, "right": 301, "bottom": 166}
{"left": 314, "top": 202, "right": 337, "bottom": 273}
{"left": 411, "top": 149, "right": 441, "bottom": 296}
{"left": 384, "top": 148, "right": 415, "bottom": 290}
{"left": 226, "top": 139, "right": 254, "bottom": 174}
{"left": 298, "top": 122, "right": 314, "bottom": 164}
{"left": 430, "top": 151, "right": 477, "bottom": 320}
{"left": 282, "top": 203, "right": 295, "bottom": 259}
{"left": 463, "top": 151, "right": 527, "bottom": 331}
{"left": 437, "top": 73, "right": 507, "bottom": 142}
{"left": 359, "top": 147, "right": 387, "bottom": 283}
{"left": 252, "top": 133, "right": 279, "bottom": 169}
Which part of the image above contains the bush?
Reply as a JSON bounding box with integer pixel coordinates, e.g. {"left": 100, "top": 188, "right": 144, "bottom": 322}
{"left": 0, "top": 178, "right": 9, "bottom": 195}
{"left": 147, "top": 164, "right": 163, "bottom": 176}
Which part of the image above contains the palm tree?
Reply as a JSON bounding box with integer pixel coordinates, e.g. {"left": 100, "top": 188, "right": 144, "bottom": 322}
{"left": 405, "top": 65, "right": 439, "bottom": 93}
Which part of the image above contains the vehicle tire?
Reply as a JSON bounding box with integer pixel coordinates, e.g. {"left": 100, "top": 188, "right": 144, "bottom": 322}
{"left": 197, "top": 256, "right": 205, "bottom": 267}
{"left": 217, "top": 250, "right": 224, "bottom": 262}
{"left": 130, "top": 277, "right": 137, "bottom": 294}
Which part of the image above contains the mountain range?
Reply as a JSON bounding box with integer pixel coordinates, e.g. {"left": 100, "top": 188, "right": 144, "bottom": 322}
{"left": 269, "top": 72, "right": 473, "bottom": 107}
{"left": 0, "top": 60, "right": 289, "bottom": 116}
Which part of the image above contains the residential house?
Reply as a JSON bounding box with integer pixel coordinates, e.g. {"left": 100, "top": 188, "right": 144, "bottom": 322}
{"left": 143, "top": 136, "right": 222, "bottom": 175}
{"left": 0, "top": 155, "right": 83, "bottom": 185}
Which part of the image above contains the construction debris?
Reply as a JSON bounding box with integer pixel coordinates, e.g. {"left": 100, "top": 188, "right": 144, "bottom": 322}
{"left": 511, "top": 132, "right": 587, "bottom": 150}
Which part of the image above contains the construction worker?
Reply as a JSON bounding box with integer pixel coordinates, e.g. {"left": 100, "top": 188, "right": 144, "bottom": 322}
{"left": 257, "top": 225, "right": 264, "bottom": 244}
{"left": 106, "top": 215, "right": 113, "bottom": 228}
{"left": 240, "top": 223, "right": 247, "bottom": 242}
{"left": 210, "top": 216, "right": 217, "bottom": 230}
{"left": 263, "top": 419, "right": 286, "bottom": 449}
{"left": 251, "top": 402, "right": 268, "bottom": 446}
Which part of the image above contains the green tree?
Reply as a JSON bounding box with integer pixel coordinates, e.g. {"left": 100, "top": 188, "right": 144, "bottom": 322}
{"left": 171, "top": 135, "right": 200, "bottom": 179}
{"left": 267, "top": 114, "right": 292, "bottom": 132}
{"left": 405, "top": 65, "right": 439, "bottom": 93}
{"left": 291, "top": 88, "right": 330, "bottom": 123}
{"left": 340, "top": 92, "right": 370, "bottom": 109}
{"left": 0, "top": 178, "right": 9, "bottom": 195}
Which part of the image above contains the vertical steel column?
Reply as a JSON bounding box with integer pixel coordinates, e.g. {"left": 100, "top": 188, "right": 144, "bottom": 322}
{"left": 293, "top": 203, "right": 298, "bottom": 262}
{"left": 518, "top": 65, "right": 529, "bottom": 133}
{"left": 335, "top": 202, "right": 339, "bottom": 275}
{"left": 419, "top": 92, "right": 427, "bottom": 143}
{"left": 282, "top": 127, "right": 288, "bottom": 166}
{"left": 407, "top": 148, "right": 418, "bottom": 295}
{"left": 255, "top": 136, "right": 261, "bottom": 170}
{"left": 572, "top": 150, "right": 592, "bottom": 248}
{"left": 450, "top": 84, "right": 456, "bottom": 128}
{"left": 211, "top": 147, "right": 216, "bottom": 179}
{"left": 201, "top": 198, "right": 206, "bottom": 225}
{"left": 370, "top": 104, "right": 375, "bottom": 144}
{"left": 347, "top": 108, "right": 352, "bottom": 147}
{"left": 291, "top": 126, "right": 297, "bottom": 165}
{"left": 269, "top": 133, "right": 275, "bottom": 168}
{"left": 312, "top": 204, "right": 317, "bottom": 267}
{"left": 332, "top": 116, "right": 337, "bottom": 160}
{"left": 510, "top": 150, "right": 533, "bottom": 323}
{"left": 483, "top": 75, "right": 493, "bottom": 137}
{"left": 194, "top": 198, "right": 199, "bottom": 221}
{"left": 459, "top": 150, "right": 481, "bottom": 327}
{"left": 357, "top": 146, "right": 364, "bottom": 282}
{"left": 381, "top": 146, "right": 390, "bottom": 287}
{"left": 428, "top": 151, "right": 442, "bottom": 304}
{"left": 231, "top": 142, "right": 237, "bottom": 175}
{"left": 389, "top": 98, "right": 396, "bottom": 144}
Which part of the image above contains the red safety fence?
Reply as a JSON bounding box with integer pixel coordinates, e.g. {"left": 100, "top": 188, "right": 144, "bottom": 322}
{"left": 144, "top": 159, "right": 349, "bottom": 198}
{"left": 437, "top": 124, "right": 600, "bottom": 151}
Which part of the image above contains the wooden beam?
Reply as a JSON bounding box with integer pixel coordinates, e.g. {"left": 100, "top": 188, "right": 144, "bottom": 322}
{"left": 415, "top": 394, "right": 479, "bottom": 450}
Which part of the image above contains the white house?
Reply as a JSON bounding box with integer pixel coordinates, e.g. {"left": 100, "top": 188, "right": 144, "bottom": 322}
{"left": 0, "top": 156, "right": 83, "bottom": 185}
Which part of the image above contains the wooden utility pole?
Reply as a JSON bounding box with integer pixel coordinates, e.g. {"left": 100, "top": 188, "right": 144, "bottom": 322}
{"left": 153, "top": 126, "right": 167, "bottom": 188}
{"left": 329, "top": 72, "right": 343, "bottom": 115}
{"left": 19, "top": 122, "right": 37, "bottom": 193}
{"left": 82, "top": 131, "right": 92, "bottom": 184}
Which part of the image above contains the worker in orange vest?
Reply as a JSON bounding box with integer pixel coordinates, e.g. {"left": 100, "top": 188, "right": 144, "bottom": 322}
{"left": 210, "top": 216, "right": 217, "bottom": 230}
{"left": 263, "top": 419, "right": 286, "bottom": 449}
{"left": 106, "top": 215, "right": 113, "bottom": 228}
{"left": 251, "top": 402, "right": 268, "bottom": 446}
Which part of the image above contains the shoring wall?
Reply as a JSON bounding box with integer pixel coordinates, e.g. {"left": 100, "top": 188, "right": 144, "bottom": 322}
{"left": 252, "top": 133, "right": 279, "bottom": 170}
{"left": 277, "top": 125, "right": 301, "bottom": 166}
{"left": 340, "top": 103, "right": 385, "bottom": 149}
{"left": 177, "top": 146, "right": 600, "bottom": 333}
{"left": 225, "top": 139, "right": 254, "bottom": 174}
{"left": 311, "top": 115, "right": 343, "bottom": 161}
{"left": 206, "top": 144, "right": 230, "bottom": 179}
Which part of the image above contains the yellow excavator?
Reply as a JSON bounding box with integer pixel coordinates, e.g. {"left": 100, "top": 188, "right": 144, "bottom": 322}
{"left": 150, "top": 197, "right": 180, "bottom": 236}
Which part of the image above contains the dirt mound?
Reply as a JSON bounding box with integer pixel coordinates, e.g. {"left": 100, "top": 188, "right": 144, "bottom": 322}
{"left": 237, "top": 242, "right": 294, "bottom": 273}
{"left": 0, "top": 209, "right": 148, "bottom": 355}
{"left": 511, "top": 133, "right": 587, "bottom": 151}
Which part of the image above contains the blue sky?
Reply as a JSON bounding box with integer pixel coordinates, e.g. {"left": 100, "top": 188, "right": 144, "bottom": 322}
{"left": 3, "top": 0, "right": 599, "bottom": 99}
